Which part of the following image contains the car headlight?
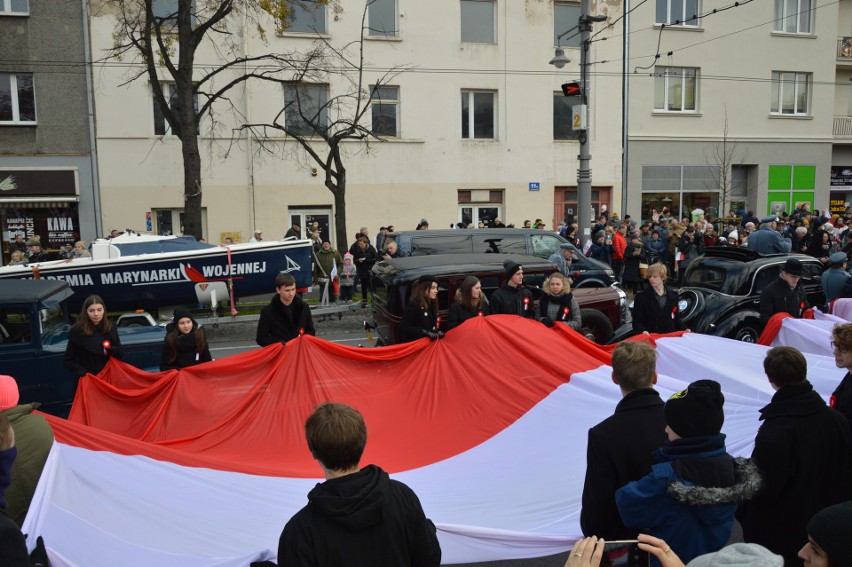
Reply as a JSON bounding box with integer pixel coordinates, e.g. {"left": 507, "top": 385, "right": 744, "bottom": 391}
{"left": 677, "top": 290, "right": 704, "bottom": 319}
{"left": 605, "top": 269, "right": 615, "bottom": 278}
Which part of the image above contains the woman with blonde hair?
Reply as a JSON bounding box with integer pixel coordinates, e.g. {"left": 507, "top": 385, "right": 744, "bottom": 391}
{"left": 537, "top": 272, "right": 581, "bottom": 330}
{"left": 447, "top": 276, "right": 490, "bottom": 331}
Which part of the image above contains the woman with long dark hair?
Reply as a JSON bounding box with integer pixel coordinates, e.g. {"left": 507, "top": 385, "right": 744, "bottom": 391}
{"left": 400, "top": 275, "right": 442, "bottom": 342}
{"left": 159, "top": 309, "right": 212, "bottom": 371}
{"left": 63, "top": 294, "right": 121, "bottom": 378}
{"left": 447, "top": 276, "right": 490, "bottom": 331}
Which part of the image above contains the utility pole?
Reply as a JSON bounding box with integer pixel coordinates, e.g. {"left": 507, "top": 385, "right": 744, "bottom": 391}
{"left": 551, "top": 2, "right": 606, "bottom": 248}
{"left": 577, "top": 0, "right": 607, "bottom": 247}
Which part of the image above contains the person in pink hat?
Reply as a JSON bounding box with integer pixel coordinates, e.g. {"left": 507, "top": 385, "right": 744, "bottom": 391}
{"left": 0, "top": 375, "right": 53, "bottom": 527}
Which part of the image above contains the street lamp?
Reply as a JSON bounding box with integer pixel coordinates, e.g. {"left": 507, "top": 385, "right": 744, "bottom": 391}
{"left": 549, "top": 48, "right": 571, "bottom": 69}
{"left": 550, "top": 1, "right": 607, "bottom": 247}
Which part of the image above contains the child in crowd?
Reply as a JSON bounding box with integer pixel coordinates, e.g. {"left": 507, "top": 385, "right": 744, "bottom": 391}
{"left": 616, "top": 380, "right": 761, "bottom": 566}
{"left": 339, "top": 252, "right": 356, "bottom": 304}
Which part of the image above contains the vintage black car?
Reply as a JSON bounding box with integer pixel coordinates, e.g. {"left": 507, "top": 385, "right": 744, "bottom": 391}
{"left": 369, "top": 254, "right": 627, "bottom": 345}
{"left": 676, "top": 247, "right": 825, "bottom": 342}
{"left": 0, "top": 280, "right": 166, "bottom": 415}
{"left": 385, "top": 229, "right": 617, "bottom": 288}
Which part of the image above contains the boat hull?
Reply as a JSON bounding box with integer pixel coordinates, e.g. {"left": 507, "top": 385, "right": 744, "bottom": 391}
{"left": 0, "top": 241, "right": 313, "bottom": 312}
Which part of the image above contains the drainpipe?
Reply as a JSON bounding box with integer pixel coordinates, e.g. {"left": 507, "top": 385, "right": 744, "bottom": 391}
{"left": 81, "top": 0, "right": 103, "bottom": 238}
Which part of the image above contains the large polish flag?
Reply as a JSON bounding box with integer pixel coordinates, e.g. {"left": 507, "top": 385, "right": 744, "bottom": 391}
{"left": 22, "top": 315, "right": 845, "bottom": 566}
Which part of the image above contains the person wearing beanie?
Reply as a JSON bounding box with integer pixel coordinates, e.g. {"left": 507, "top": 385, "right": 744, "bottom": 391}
{"left": 616, "top": 380, "right": 761, "bottom": 566}
{"left": 586, "top": 231, "right": 613, "bottom": 266}
{"left": 800, "top": 501, "right": 852, "bottom": 566}
{"left": 159, "top": 310, "right": 212, "bottom": 371}
{"left": 0, "top": 375, "right": 53, "bottom": 528}
{"left": 489, "top": 259, "right": 535, "bottom": 318}
{"left": 737, "top": 347, "right": 851, "bottom": 566}
{"left": 400, "top": 275, "right": 442, "bottom": 342}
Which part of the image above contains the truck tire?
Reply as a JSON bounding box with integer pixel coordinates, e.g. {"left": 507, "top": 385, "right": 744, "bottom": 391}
{"left": 579, "top": 308, "right": 614, "bottom": 344}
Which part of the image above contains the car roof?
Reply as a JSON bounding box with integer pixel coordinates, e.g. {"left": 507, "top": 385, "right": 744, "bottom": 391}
{"left": 697, "top": 247, "right": 819, "bottom": 268}
{"left": 373, "top": 253, "right": 556, "bottom": 283}
{"left": 390, "top": 228, "right": 557, "bottom": 237}
{"left": 0, "top": 279, "right": 71, "bottom": 303}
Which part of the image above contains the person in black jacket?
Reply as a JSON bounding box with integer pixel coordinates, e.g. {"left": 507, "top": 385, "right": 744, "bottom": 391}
{"left": 159, "top": 309, "right": 213, "bottom": 371}
{"left": 632, "top": 263, "right": 686, "bottom": 334}
{"left": 580, "top": 341, "right": 667, "bottom": 540}
{"left": 737, "top": 346, "right": 851, "bottom": 566}
{"left": 63, "top": 294, "right": 121, "bottom": 379}
{"left": 446, "top": 276, "right": 489, "bottom": 331}
{"left": 830, "top": 323, "right": 852, "bottom": 434}
{"left": 278, "top": 402, "right": 441, "bottom": 566}
{"left": 759, "top": 258, "right": 808, "bottom": 327}
{"left": 256, "top": 273, "right": 316, "bottom": 347}
{"left": 400, "top": 276, "right": 442, "bottom": 342}
{"left": 490, "top": 260, "right": 535, "bottom": 318}
{"left": 352, "top": 237, "right": 378, "bottom": 306}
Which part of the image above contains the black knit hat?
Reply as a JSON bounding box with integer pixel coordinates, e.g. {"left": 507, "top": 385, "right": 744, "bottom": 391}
{"left": 503, "top": 260, "right": 523, "bottom": 278}
{"left": 808, "top": 501, "right": 852, "bottom": 566}
{"left": 173, "top": 308, "right": 193, "bottom": 324}
{"left": 665, "top": 380, "right": 725, "bottom": 438}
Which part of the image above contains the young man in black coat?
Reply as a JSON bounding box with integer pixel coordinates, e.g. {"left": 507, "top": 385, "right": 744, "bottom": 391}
{"left": 737, "top": 346, "right": 851, "bottom": 566}
{"left": 256, "top": 273, "right": 315, "bottom": 347}
{"left": 278, "top": 403, "right": 441, "bottom": 566}
{"left": 489, "top": 260, "right": 535, "bottom": 318}
{"left": 580, "top": 341, "right": 667, "bottom": 540}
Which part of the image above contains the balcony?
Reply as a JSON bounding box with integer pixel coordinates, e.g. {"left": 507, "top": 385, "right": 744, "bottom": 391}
{"left": 835, "top": 116, "right": 852, "bottom": 139}
{"left": 838, "top": 37, "right": 852, "bottom": 65}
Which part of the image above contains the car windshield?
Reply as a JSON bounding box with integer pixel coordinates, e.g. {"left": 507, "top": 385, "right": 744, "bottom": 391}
{"left": 683, "top": 266, "right": 730, "bottom": 293}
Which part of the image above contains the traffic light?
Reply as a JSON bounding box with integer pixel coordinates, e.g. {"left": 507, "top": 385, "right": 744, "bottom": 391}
{"left": 561, "top": 81, "right": 583, "bottom": 98}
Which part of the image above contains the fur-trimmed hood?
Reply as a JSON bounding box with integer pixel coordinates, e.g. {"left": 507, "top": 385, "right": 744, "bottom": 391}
{"left": 668, "top": 457, "right": 761, "bottom": 507}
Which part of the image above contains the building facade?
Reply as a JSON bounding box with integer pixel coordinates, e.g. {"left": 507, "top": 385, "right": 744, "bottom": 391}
{"left": 0, "top": 0, "right": 101, "bottom": 264}
{"left": 625, "top": 0, "right": 838, "bottom": 221}
{"left": 88, "top": 0, "right": 625, "bottom": 245}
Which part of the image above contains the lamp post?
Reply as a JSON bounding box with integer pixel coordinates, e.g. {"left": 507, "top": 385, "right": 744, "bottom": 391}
{"left": 551, "top": 0, "right": 606, "bottom": 247}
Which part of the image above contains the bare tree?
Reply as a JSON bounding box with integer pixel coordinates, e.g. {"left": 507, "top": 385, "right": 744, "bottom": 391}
{"left": 705, "top": 107, "right": 749, "bottom": 223}
{"left": 237, "top": 3, "right": 406, "bottom": 253}
{"left": 95, "top": 0, "right": 329, "bottom": 238}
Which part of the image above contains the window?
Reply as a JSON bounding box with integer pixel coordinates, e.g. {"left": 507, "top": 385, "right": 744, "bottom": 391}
{"left": 641, "top": 165, "right": 718, "bottom": 220}
{"left": 553, "top": 92, "right": 582, "bottom": 141}
{"left": 459, "top": 189, "right": 503, "bottom": 227}
{"left": 461, "top": 0, "right": 496, "bottom": 43}
{"left": 774, "top": 0, "right": 812, "bottom": 34}
{"left": 370, "top": 86, "right": 399, "bottom": 137}
{"left": 461, "top": 90, "right": 495, "bottom": 139}
{"left": 151, "top": 0, "right": 196, "bottom": 26}
{"left": 771, "top": 71, "right": 809, "bottom": 115}
{"left": 0, "top": 0, "right": 28, "bottom": 16}
{"left": 283, "top": 83, "right": 328, "bottom": 136}
{"left": 656, "top": 0, "right": 699, "bottom": 26}
{"left": 368, "top": 0, "right": 397, "bottom": 37}
{"left": 0, "top": 73, "right": 36, "bottom": 125}
{"left": 767, "top": 164, "right": 815, "bottom": 216}
{"left": 283, "top": 1, "right": 326, "bottom": 34}
{"left": 554, "top": 2, "right": 582, "bottom": 47}
{"left": 654, "top": 67, "right": 698, "bottom": 112}
{"left": 153, "top": 83, "right": 199, "bottom": 136}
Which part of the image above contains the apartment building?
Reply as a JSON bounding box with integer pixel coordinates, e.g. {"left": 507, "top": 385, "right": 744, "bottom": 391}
{"left": 625, "top": 0, "right": 838, "bottom": 220}
{"left": 88, "top": 1, "right": 625, "bottom": 244}
{"left": 0, "top": 0, "right": 100, "bottom": 264}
